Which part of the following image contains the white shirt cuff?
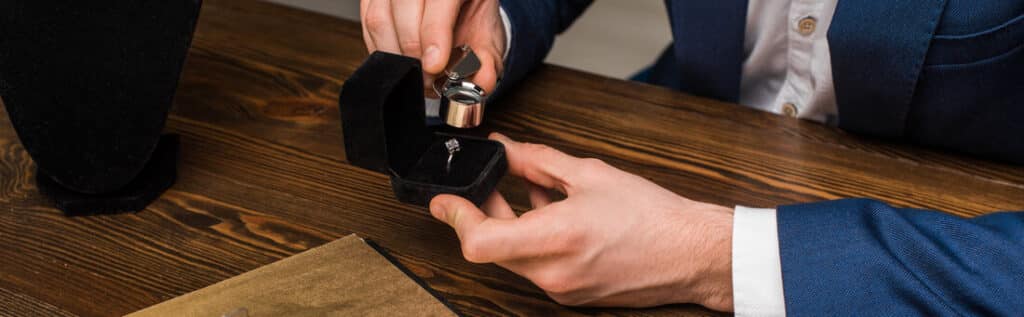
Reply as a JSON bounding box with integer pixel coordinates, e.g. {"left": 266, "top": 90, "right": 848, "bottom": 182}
{"left": 733, "top": 206, "right": 786, "bottom": 317}
{"left": 498, "top": 6, "right": 512, "bottom": 61}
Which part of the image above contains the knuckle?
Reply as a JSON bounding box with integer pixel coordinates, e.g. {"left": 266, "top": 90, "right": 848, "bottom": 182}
{"left": 579, "top": 158, "right": 609, "bottom": 171}
{"left": 459, "top": 234, "right": 488, "bottom": 263}
{"left": 523, "top": 143, "right": 553, "bottom": 154}
{"left": 533, "top": 270, "right": 579, "bottom": 294}
{"left": 532, "top": 144, "right": 569, "bottom": 163}
{"left": 363, "top": 12, "right": 390, "bottom": 31}
{"left": 568, "top": 157, "right": 609, "bottom": 181}
{"left": 399, "top": 39, "right": 422, "bottom": 53}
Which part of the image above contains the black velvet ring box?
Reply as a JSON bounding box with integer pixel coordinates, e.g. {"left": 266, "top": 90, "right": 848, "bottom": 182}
{"left": 339, "top": 52, "right": 507, "bottom": 207}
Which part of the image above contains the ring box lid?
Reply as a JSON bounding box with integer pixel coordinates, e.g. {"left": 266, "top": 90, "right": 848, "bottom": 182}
{"left": 339, "top": 52, "right": 434, "bottom": 174}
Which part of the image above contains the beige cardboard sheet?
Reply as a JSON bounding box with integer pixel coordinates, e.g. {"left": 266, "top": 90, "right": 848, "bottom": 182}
{"left": 126, "top": 234, "right": 456, "bottom": 317}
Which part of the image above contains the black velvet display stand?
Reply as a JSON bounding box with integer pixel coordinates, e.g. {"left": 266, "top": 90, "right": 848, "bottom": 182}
{"left": 339, "top": 52, "right": 507, "bottom": 207}
{"left": 35, "top": 135, "right": 180, "bottom": 216}
{"left": 0, "top": 1, "right": 203, "bottom": 215}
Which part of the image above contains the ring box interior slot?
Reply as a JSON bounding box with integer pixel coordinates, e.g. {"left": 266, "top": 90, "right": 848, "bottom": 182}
{"left": 339, "top": 52, "right": 507, "bottom": 207}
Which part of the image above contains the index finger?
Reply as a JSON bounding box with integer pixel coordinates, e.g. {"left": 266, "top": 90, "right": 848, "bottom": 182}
{"left": 420, "top": 0, "right": 461, "bottom": 74}
{"left": 490, "top": 133, "right": 583, "bottom": 194}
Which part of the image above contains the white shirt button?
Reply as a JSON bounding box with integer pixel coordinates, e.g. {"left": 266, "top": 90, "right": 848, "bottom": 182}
{"left": 782, "top": 102, "right": 799, "bottom": 117}
{"left": 797, "top": 16, "right": 817, "bottom": 36}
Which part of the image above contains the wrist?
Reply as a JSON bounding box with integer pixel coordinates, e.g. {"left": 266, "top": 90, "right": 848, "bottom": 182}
{"left": 678, "top": 202, "right": 734, "bottom": 311}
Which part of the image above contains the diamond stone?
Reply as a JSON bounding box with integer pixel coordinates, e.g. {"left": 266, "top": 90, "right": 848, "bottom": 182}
{"left": 445, "top": 138, "right": 461, "bottom": 153}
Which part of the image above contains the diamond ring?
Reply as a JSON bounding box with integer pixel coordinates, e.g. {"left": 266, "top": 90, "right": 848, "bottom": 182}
{"left": 445, "top": 138, "right": 460, "bottom": 173}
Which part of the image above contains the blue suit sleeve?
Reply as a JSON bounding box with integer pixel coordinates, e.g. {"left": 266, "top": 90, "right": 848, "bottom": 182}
{"left": 777, "top": 198, "right": 1024, "bottom": 315}
{"left": 492, "top": 0, "right": 592, "bottom": 100}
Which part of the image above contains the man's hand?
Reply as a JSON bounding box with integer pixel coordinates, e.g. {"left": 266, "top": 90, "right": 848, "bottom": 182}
{"left": 429, "top": 133, "right": 735, "bottom": 311}
{"left": 360, "top": 0, "right": 506, "bottom": 92}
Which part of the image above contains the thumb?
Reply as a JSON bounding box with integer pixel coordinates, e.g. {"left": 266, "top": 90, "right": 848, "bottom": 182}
{"left": 429, "top": 194, "right": 487, "bottom": 239}
{"left": 430, "top": 193, "right": 552, "bottom": 263}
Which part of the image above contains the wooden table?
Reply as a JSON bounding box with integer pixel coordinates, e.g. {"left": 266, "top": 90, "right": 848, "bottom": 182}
{"left": 1, "top": 1, "right": 1022, "bottom": 316}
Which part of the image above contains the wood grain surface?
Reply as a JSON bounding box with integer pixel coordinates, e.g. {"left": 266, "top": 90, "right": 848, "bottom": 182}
{"left": 0, "top": 0, "right": 1022, "bottom": 316}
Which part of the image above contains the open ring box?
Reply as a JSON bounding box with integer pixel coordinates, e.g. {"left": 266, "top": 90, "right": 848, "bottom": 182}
{"left": 339, "top": 52, "right": 507, "bottom": 207}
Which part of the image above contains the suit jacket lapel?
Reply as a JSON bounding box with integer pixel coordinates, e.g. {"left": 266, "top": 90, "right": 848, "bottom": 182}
{"left": 666, "top": 0, "right": 749, "bottom": 103}
{"left": 828, "top": 0, "right": 948, "bottom": 138}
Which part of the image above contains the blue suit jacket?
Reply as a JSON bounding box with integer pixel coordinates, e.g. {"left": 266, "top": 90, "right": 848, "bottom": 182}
{"left": 498, "top": 0, "right": 1024, "bottom": 314}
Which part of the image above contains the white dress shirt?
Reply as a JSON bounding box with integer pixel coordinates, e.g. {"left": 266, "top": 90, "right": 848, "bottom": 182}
{"left": 734, "top": 1, "right": 838, "bottom": 315}
{"left": 500, "top": 1, "right": 840, "bottom": 315}
{"left": 741, "top": 0, "right": 839, "bottom": 126}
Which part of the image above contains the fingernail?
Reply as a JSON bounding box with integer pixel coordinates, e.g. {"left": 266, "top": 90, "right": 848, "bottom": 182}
{"left": 429, "top": 196, "right": 450, "bottom": 221}
{"left": 423, "top": 45, "right": 441, "bottom": 68}
{"left": 489, "top": 132, "right": 512, "bottom": 143}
